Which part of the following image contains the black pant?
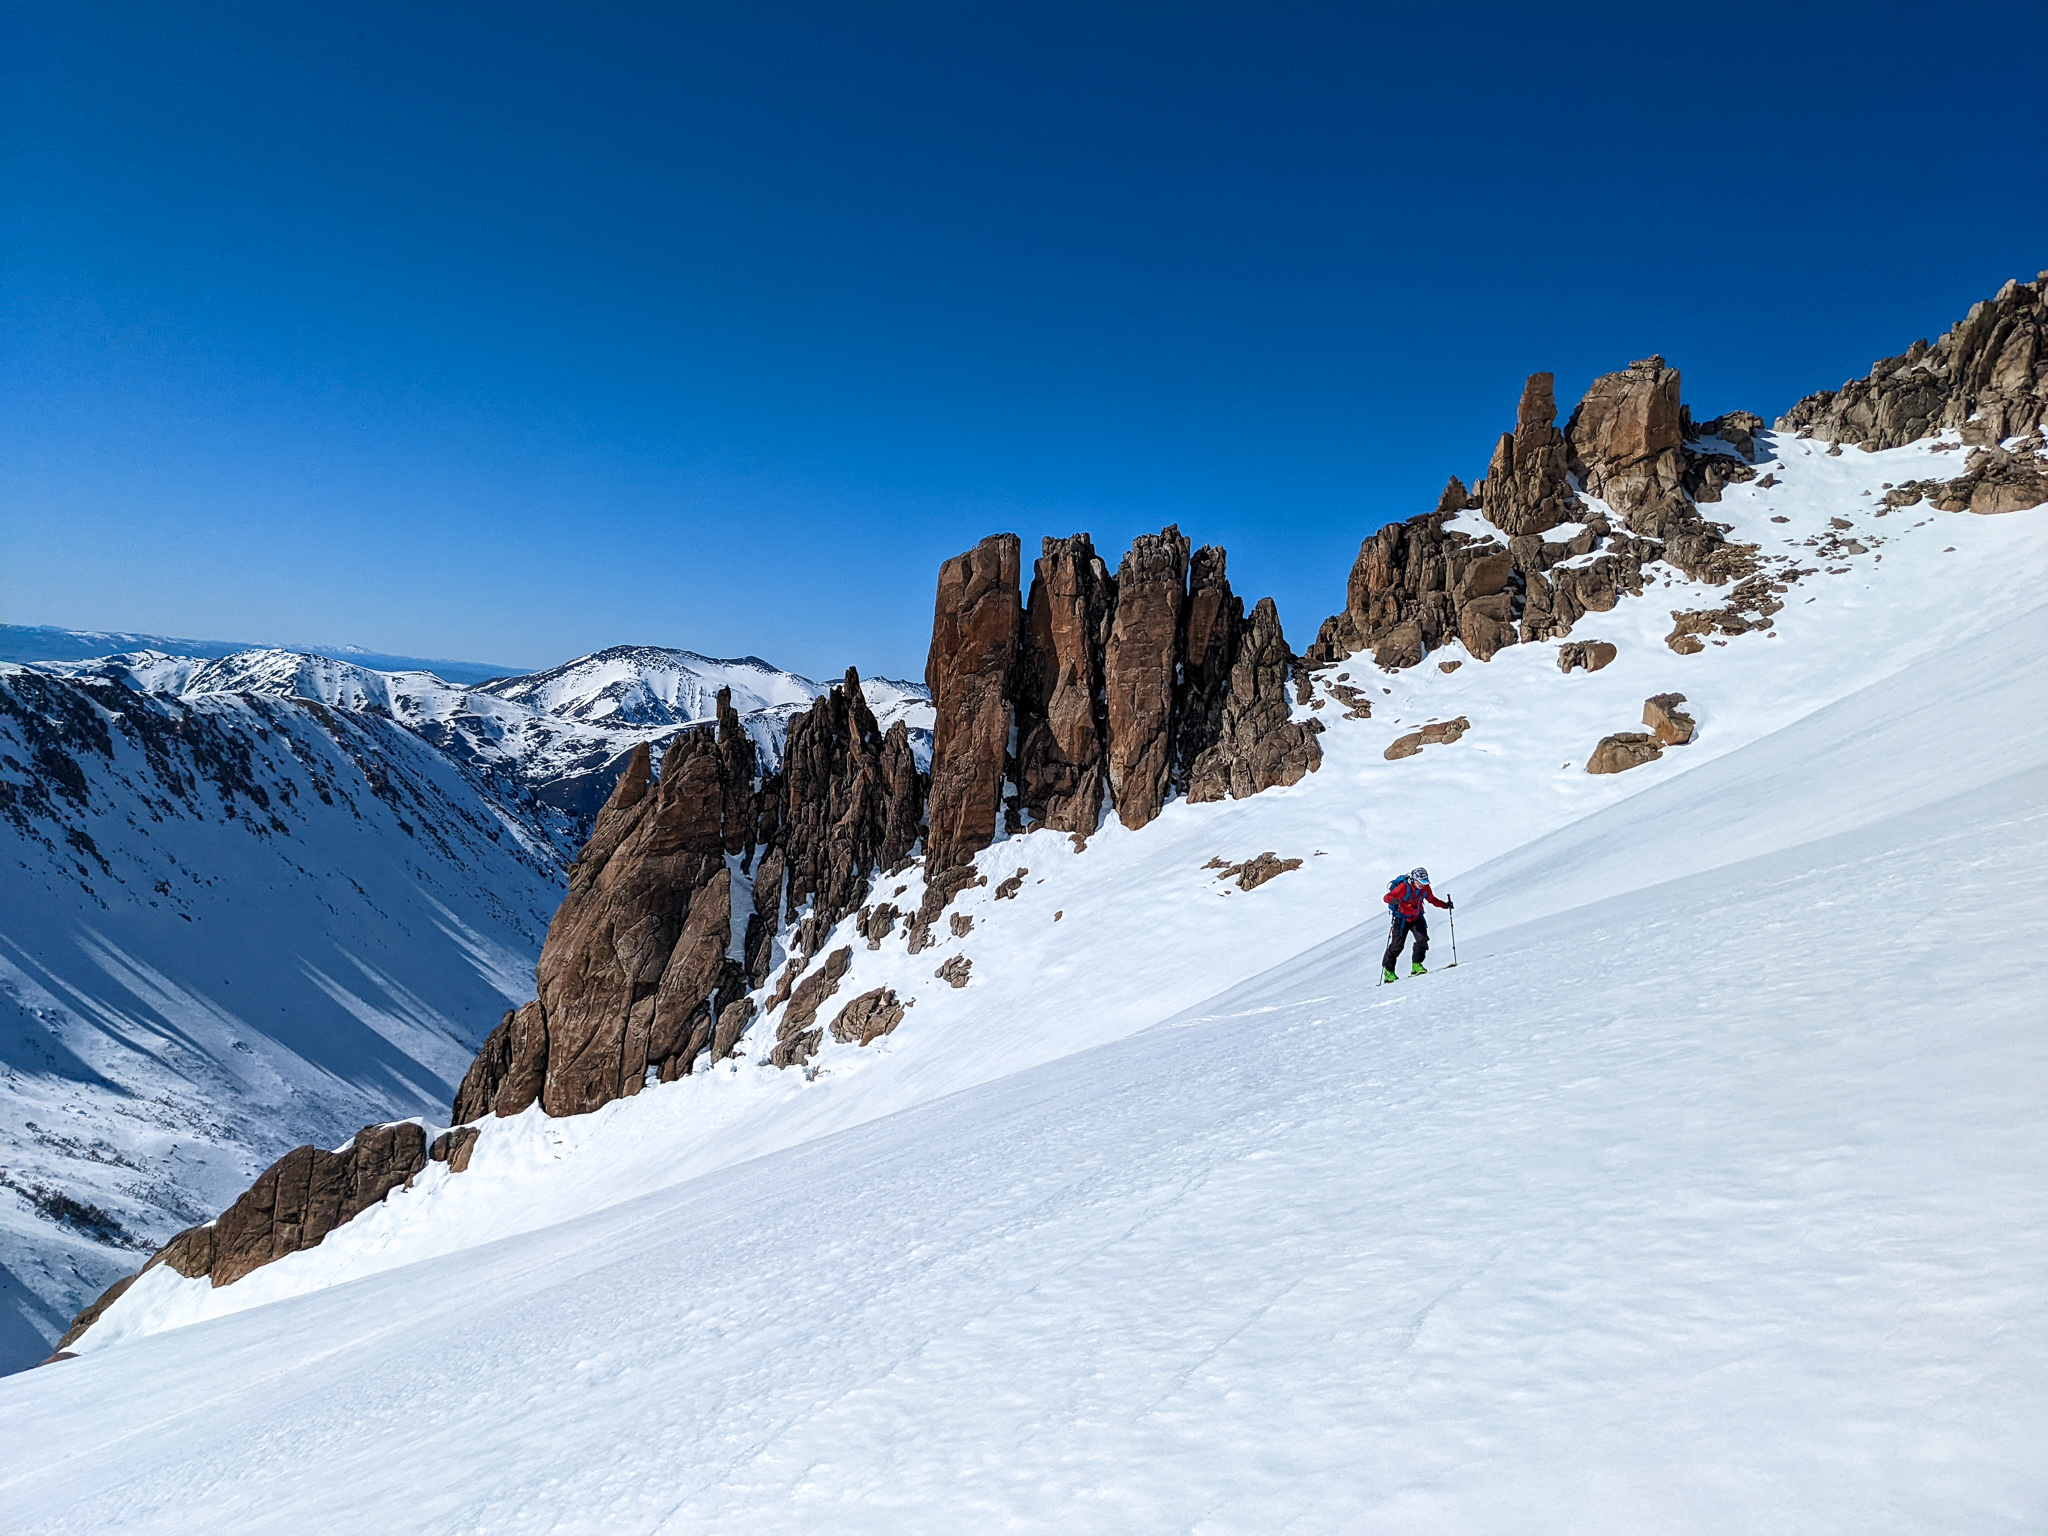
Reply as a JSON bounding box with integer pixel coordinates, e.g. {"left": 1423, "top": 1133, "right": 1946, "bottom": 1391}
{"left": 1382, "top": 910, "right": 1428, "bottom": 971}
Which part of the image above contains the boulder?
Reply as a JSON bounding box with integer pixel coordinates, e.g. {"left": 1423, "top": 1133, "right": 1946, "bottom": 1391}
{"left": 830, "top": 987, "right": 908, "bottom": 1046}
{"left": 1384, "top": 717, "right": 1470, "bottom": 761}
{"left": 1566, "top": 355, "right": 1689, "bottom": 520}
{"left": 1557, "top": 640, "right": 1618, "bottom": 674}
{"left": 1372, "top": 620, "right": 1426, "bottom": 672}
{"left": 1103, "top": 526, "right": 1190, "bottom": 829}
{"left": 428, "top": 1126, "right": 480, "bottom": 1174}
{"left": 771, "top": 946, "right": 851, "bottom": 1067}
{"left": 1643, "top": 693, "right": 1696, "bottom": 746}
{"left": 1587, "top": 732, "right": 1663, "bottom": 774}
{"left": 935, "top": 954, "right": 973, "bottom": 989}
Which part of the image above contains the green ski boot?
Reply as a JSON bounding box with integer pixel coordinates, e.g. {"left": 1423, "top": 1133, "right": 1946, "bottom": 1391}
{"left": 1381, "top": 966, "right": 1398, "bottom": 984}
{"left": 1411, "top": 962, "right": 1428, "bottom": 976}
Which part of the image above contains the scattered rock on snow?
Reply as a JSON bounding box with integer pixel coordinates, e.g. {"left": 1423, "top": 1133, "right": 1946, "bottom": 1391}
{"left": 1643, "top": 693, "right": 1696, "bottom": 746}
{"left": 1384, "top": 717, "right": 1470, "bottom": 761}
{"left": 830, "top": 987, "right": 908, "bottom": 1047}
{"left": 1586, "top": 732, "right": 1663, "bottom": 775}
{"left": 935, "top": 955, "right": 972, "bottom": 989}
{"left": 1557, "top": 640, "right": 1618, "bottom": 674}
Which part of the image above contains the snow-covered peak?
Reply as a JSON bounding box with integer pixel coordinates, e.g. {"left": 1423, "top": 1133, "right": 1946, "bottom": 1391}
{"left": 475, "top": 645, "right": 823, "bottom": 725}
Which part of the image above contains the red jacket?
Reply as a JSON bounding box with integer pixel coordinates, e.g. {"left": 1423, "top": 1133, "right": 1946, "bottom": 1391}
{"left": 1385, "top": 878, "right": 1449, "bottom": 920}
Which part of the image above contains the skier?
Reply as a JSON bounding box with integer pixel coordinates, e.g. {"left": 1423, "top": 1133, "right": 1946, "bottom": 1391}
{"left": 1381, "top": 866, "right": 1451, "bottom": 982}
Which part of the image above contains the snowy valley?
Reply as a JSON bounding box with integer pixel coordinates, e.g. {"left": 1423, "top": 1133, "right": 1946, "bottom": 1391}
{"left": 0, "top": 641, "right": 930, "bottom": 1369}
{"left": 2, "top": 273, "right": 2045, "bottom": 1532}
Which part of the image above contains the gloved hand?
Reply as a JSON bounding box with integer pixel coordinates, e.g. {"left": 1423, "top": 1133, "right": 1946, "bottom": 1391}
{"left": 1445, "top": 898, "right": 1455, "bottom": 909}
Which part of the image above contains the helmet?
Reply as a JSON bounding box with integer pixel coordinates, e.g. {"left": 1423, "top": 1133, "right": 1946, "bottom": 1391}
{"left": 1410, "top": 866, "right": 1430, "bottom": 883}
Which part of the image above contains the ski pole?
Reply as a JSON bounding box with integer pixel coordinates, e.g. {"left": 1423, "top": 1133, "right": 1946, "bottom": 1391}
{"left": 1447, "top": 904, "right": 1458, "bottom": 968}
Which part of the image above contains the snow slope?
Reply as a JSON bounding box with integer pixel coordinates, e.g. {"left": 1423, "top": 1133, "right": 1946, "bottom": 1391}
{"left": 6, "top": 430, "right": 2043, "bottom": 1530}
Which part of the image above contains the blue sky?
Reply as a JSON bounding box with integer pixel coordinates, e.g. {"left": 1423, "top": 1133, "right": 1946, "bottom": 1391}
{"left": 5, "top": 2, "right": 2043, "bottom": 678}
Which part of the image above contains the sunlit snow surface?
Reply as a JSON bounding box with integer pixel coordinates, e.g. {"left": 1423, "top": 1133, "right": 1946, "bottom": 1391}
{"left": 5, "top": 432, "right": 2047, "bottom": 1531}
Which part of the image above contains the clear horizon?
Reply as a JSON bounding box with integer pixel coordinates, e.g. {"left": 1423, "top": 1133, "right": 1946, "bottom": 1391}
{"left": 5, "top": 2, "right": 2044, "bottom": 678}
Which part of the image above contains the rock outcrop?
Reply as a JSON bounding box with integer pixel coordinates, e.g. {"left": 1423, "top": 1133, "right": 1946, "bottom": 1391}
{"left": 1882, "top": 442, "right": 2048, "bottom": 516}
{"left": 1308, "top": 353, "right": 1763, "bottom": 670}
{"left": 925, "top": 534, "right": 1023, "bottom": 873}
{"left": 1779, "top": 272, "right": 2048, "bottom": 450}
{"left": 1482, "top": 373, "right": 1580, "bottom": 535}
{"left": 1103, "top": 527, "right": 1191, "bottom": 830}
{"left": 1014, "top": 534, "right": 1113, "bottom": 834}
{"left": 53, "top": 1122, "right": 430, "bottom": 1348}
{"left": 1187, "top": 599, "right": 1324, "bottom": 803}
{"left": 1567, "top": 355, "right": 1688, "bottom": 521}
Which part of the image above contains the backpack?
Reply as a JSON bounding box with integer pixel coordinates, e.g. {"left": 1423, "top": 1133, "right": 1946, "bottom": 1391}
{"left": 1385, "top": 875, "right": 1416, "bottom": 910}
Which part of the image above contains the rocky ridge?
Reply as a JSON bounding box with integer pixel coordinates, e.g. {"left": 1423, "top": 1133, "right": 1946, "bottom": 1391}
{"left": 56, "top": 272, "right": 2048, "bottom": 1332}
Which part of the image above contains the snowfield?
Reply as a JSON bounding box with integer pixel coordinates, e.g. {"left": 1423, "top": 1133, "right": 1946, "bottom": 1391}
{"left": 3, "top": 430, "right": 2045, "bottom": 1531}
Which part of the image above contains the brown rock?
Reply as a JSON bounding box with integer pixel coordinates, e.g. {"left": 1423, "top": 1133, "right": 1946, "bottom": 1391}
{"left": 1210, "top": 851, "right": 1303, "bottom": 891}
{"left": 781, "top": 670, "right": 907, "bottom": 934}
{"left": 196, "top": 1121, "right": 427, "bottom": 1288}
{"left": 428, "top": 1126, "right": 480, "bottom": 1173}
{"left": 925, "top": 533, "right": 1023, "bottom": 872}
{"left": 1457, "top": 593, "right": 1517, "bottom": 662}
{"left": 1103, "top": 526, "right": 1190, "bottom": 829}
{"left": 1186, "top": 598, "right": 1324, "bottom": 803}
{"left": 994, "top": 868, "right": 1027, "bottom": 900}
{"left": 856, "top": 902, "right": 900, "bottom": 949}
{"left": 1173, "top": 545, "right": 1244, "bottom": 794}
{"left": 1482, "top": 373, "right": 1580, "bottom": 535}
{"left": 1557, "top": 640, "right": 1618, "bottom": 674}
{"left": 935, "top": 954, "right": 973, "bottom": 988}
{"left": 1586, "top": 732, "right": 1663, "bottom": 774}
{"left": 1014, "top": 534, "right": 1114, "bottom": 835}
{"left": 949, "top": 911, "right": 973, "bottom": 938}
{"left": 530, "top": 693, "right": 755, "bottom": 1117}
{"left": 1643, "top": 693, "right": 1696, "bottom": 746}
{"left": 830, "top": 987, "right": 907, "bottom": 1046}
{"left": 1372, "top": 620, "right": 1426, "bottom": 672}
{"left": 1778, "top": 272, "right": 2048, "bottom": 449}
{"left": 711, "top": 998, "right": 753, "bottom": 1063}
{"left": 1567, "top": 355, "right": 1688, "bottom": 519}
{"left": 1383, "top": 716, "right": 1470, "bottom": 761}
{"left": 1438, "top": 660, "right": 1462, "bottom": 673}
{"left": 771, "top": 946, "right": 852, "bottom": 1067}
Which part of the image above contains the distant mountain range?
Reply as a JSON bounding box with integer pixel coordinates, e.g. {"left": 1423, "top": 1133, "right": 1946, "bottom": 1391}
{"left": 0, "top": 625, "right": 520, "bottom": 686}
